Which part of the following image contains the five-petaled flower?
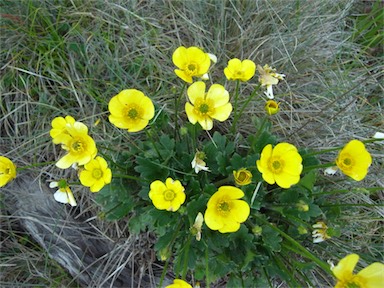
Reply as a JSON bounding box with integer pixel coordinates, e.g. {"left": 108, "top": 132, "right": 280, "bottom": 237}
{"left": 332, "top": 254, "right": 384, "bottom": 288}
{"left": 50, "top": 115, "right": 76, "bottom": 144}
{"left": 50, "top": 179, "right": 77, "bottom": 206}
{"left": 165, "top": 279, "right": 192, "bottom": 288}
{"left": 108, "top": 89, "right": 155, "bottom": 132}
{"left": 256, "top": 142, "right": 303, "bottom": 188}
{"left": 172, "top": 46, "right": 211, "bottom": 83}
{"left": 335, "top": 140, "right": 372, "bottom": 181}
{"left": 312, "top": 221, "right": 331, "bottom": 243}
{"left": 0, "top": 156, "right": 17, "bottom": 188}
{"left": 224, "top": 58, "right": 256, "bottom": 82}
{"left": 149, "top": 178, "right": 186, "bottom": 212}
{"left": 204, "top": 186, "right": 250, "bottom": 233}
{"left": 257, "top": 64, "right": 285, "bottom": 99}
{"left": 185, "top": 81, "right": 232, "bottom": 130}
{"left": 55, "top": 122, "right": 97, "bottom": 169}
{"left": 233, "top": 168, "right": 252, "bottom": 186}
{"left": 265, "top": 100, "right": 280, "bottom": 116}
{"left": 79, "top": 156, "right": 112, "bottom": 192}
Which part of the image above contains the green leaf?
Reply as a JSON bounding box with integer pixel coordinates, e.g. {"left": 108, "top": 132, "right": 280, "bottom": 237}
{"left": 299, "top": 170, "right": 317, "bottom": 191}
{"left": 135, "top": 156, "right": 169, "bottom": 180}
{"left": 262, "top": 225, "right": 282, "bottom": 252}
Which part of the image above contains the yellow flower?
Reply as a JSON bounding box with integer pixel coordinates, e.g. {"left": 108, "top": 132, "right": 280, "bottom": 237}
{"left": 56, "top": 122, "right": 97, "bottom": 169}
{"left": 233, "top": 168, "right": 252, "bottom": 186}
{"left": 256, "top": 142, "right": 303, "bottom": 189}
{"left": 50, "top": 179, "right": 77, "bottom": 206}
{"left": 191, "top": 150, "right": 209, "bottom": 173}
{"left": 50, "top": 115, "right": 76, "bottom": 144}
{"left": 108, "top": 89, "right": 155, "bottom": 132}
{"left": 204, "top": 186, "right": 250, "bottom": 233}
{"left": 185, "top": 81, "right": 232, "bottom": 130}
{"left": 166, "top": 279, "right": 192, "bottom": 288}
{"left": 257, "top": 64, "right": 285, "bottom": 99}
{"left": 335, "top": 140, "right": 372, "bottom": 181}
{"left": 224, "top": 58, "right": 256, "bottom": 82}
{"left": 149, "top": 178, "right": 186, "bottom": 212}
{"left": 0, "top": 156, "right": 17, "bottom": 187}
{"left": 332, "top": 254, "right": 384, "bottom": 288}
{"left": 172, "top": 46, "right": 211, "bottom": 83}
{"left": 190, "top": 212, "right": 204, "bottom": 241}
{"left": 265, "top": 100, "right": 280, "bottom": 115}
{"left": 79, "top": 156, "right": 112, "bottom": 192}
{"left": 312, "top": 221, "right": 331, "bottom": 243}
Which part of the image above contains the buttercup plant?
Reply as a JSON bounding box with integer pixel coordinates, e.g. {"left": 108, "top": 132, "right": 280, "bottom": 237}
{"left": 5, "top": 44, "right": 381, "bottom": 287}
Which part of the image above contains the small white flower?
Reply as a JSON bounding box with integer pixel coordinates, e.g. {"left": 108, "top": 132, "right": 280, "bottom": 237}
{"left": 324, "top": 166, "right": 338, "bottom": 176}
{"left": 191, "top": 212, "right": 204, "bottom": 241}
{"left": 312, "top": 221, "right": 331, "bottom": 243}
{"left": 50, "top": 180, "right": 77, "bottom": 206}
{"left": 191, "top": 151, "right": 210, "bottom": 174}
{"left": 207, "top": 53, "right": 217, "bottom": 64}
{"left": 373, "top": 132, "right": 384, "bottom": 140}
{"left": 200, "top": 73, "right": 210, "bottom": 80}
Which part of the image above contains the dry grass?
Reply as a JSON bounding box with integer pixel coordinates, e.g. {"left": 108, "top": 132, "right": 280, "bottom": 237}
{"left": 1, "top": 0, "right": 383, "bottom": 286}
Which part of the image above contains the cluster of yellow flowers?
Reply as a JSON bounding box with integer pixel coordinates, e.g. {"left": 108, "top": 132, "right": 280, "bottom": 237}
{"left": 49, "top": 116, "right": 112, "bottom": 205}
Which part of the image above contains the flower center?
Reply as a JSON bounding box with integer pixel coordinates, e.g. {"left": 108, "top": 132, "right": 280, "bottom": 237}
{"left": 269, "top": 157, "right": 283, "bottom": 173}
{"left": 71, "top": 139, "right": 85, "bottom": 153}
{"left": 199, "top": 103, "right": 210, "bottom": 114}
{"left": 346, "top": 279, "right": 362, "bottom": 288}
{"left": 164, "top": 189, "right": 175, "bottom": 201}
{"left": 217, "top": 199, "right": 231, "bottom": 216}
{"left": 339, "top": 154, "right": 354, "bottom": 171}
{"left": 92, "top": 168, "right": 103, "bottom": 179}
{"left": 238, "top": 172, "right": 247, "bottom": 181}
{"left": 186, "top": 63, "right": 197, "bottom": 75}
{"left": 124, "top": 104, "right": 142, "bottom": 120}
{"left": 194, "top": 98, "right": 214, "bottom": 116}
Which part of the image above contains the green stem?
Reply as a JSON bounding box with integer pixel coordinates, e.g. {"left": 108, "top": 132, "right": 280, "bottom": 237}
{"left": 16, "top": 161, "right": 56, "bottom": 171}
{"left": 158, "top": 220, "right": 183, "bottom": 288}
{"left": 302, "top": 162, "right": 335, "bottom": 173}
{"left": 236, "top": 84, "right": 261, "bottom": 121}
{"left": 112, "top": 173, "right": 148, "bottom": 182}
{"left": 174, "top": 83, "right": 187, "bottom": 140}
{"left": 313, "top": 187, "right": 382, "bottom": 196}
{"left": 230, "top": 80, "right": 241, "bottom": 134}
{"left": 303, "top": 138, "right": 383, "bottom": 158}
{"left": 182, "top": 235, "right": 192, "bottom": 279}
{"left": 255, "top": 215, "right": 332, "bottom": 275}
{"left": 205, "top": 242, "right": 210, "bottom": 288}
{"left": 145, "top": 129, "right": 163, "bottom": 160}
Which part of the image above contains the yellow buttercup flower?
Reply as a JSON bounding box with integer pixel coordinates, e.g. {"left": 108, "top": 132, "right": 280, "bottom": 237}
{"left": 256, "top": 142, "right": 303, "bottom": 189}
{"left": 332, "top": 254, "right": 384, "bottom": 288}
{"left": 185, "top": 81, "right": 232, "bottom": 130}
{"left": 335, "top": 140, "right": 372, "bottom": 181}
{"left": 265, "top": 100, "right": 280, "bottom": 115}
{"left": 79, "top": 156, "right": 112, "bottom": 192}
{"left": 108, "top": 89, "right": 155, "bottom": 132}
{"left": 50, "top": 179, "right": 77, "bottom": 206}
{"left": 0, "top": 156, "right": 17, "bottom": 187}
{"left": 172, "top": 46, "right": 211, "bottom": 83}
{"left": 50, "top": 115, "right": 76, "bottom": 144}
{"left": 149, "top": 178, "right": 186, "bottom": 212}
{"left": 56, "top": 122, "right": 97, "bottom": 169}
{"left": 233, "top": 168, "right": 252, "bottom": 186}
{"left": 224, "top": 58, "right": 256, "bottom": 82}
{"left": 257, "top": 64, "right": 285, "bottom": 99}
{"left": 166, "top": 279, "right": 192, "bottom": 288}
{"left": 204, "top": 186, "right": 250, "bottom": 233}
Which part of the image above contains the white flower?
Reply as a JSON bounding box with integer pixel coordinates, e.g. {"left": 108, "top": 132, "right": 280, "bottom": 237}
{"left": 373, "top": 132, "right": 384, "bottom": 140}
{"left": 312, "top": 221, "right": 331, "bottom": 243}
{"left": 191, "top": 151, "right": 210, "bottom": 174}
{"left": 324, "top": 166, "right": 338, "bottom": 176}
{"left": 190, "top": 212, "right": 204, "bottom": 241}
{"left": 49, "top": 180, "right": 77, "bottom": 206}
{"left": 207, "top": 53, "right": 217, "bottom": 64}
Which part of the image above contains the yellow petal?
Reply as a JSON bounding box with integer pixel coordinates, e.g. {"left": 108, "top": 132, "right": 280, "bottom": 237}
{"left": 185, "top": 102, "right": 198, "bottom": 124}
{"left": 174, "top": 69, "right": 192, "bottom": 83}
{"left": 275, "top": 172, "right": 300, "bottom": 188}
{"left": 231, "top": 200, "right": 250, "bottom": 222}
{"left": 358, "top": 262, "right": 384, "bottom": 288}
{"left": 219, "top": 220, "right": 240, "bottom": 233}
{"left": 187, "top": 81, "right": 206, "bottom": 105}
{"left": 332, "top": 254, "right": 359, "bottom": 281}
{"left": 197, "top": 116, "right": 213, "bottom": 131}
{"left": 172, "top": 46, "right": 188, "bottom": 68}
{"left": 210, "top": 103, "right": 232, "bottom": 122}
{"left": 206, "top": 84, "right": 229, "bottom": 108}
{"left": 204, "top": 206, "right": 224, "bottom": 231}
